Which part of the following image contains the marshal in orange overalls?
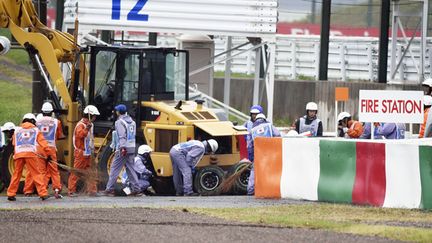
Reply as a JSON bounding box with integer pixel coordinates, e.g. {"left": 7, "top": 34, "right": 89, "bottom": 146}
{"left": 68, "top": 118, "right": 97, "bottom": 195}
{"left": 24, "top": 116, "right": 64, "bottom": 194}
{"left": 7, "top": 122, "right": 55, "bottom": 198}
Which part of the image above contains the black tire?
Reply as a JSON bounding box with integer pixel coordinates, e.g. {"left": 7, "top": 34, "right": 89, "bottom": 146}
{"left": 151, "top": 176, "right": 176, "bottom": 195}
{"left": 193, "top": 165, "right": 225, "bottom": 196}
{"left": 0, "top": 143, "right": 24, "bottom": 193}
{"left": 227, "top": 161, "right": 252, "bottom": 195}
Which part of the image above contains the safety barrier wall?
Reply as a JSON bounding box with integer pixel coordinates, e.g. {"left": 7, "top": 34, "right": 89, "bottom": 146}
{"left": 254, "top": 137, "right": 432, "bottom": 209}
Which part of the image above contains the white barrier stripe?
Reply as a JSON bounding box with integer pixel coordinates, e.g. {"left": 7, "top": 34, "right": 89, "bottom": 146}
{"left": 280, "top": 138, "right": 320, "bottom": 201}
{"left": 383, "top": 143, "right": 422, "bottom": 208}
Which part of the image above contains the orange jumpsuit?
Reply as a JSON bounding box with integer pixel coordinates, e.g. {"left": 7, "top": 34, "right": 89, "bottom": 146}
{"left": 7, "top": 122, "right": 55, "bottom": 198}
{"left": 68, "top": 118, "right": 97, "bottom": 194}
{"left": 346, "top": 120, "right": 363, "bottom": 138}
{"left": 24, "top": 117, "right": 64, "bottom": 194}
{"left": 419, "top": 107, "right": 430, "bottom": 138}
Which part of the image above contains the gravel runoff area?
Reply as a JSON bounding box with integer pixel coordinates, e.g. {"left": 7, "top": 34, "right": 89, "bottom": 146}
{"left": 0, "top": 196, "right": 400, "bottom": 243}
{"left": 0, "top": 207, "right": 399, "bottom": 243}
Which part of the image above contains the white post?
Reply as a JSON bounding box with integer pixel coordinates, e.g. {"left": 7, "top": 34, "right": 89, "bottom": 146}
{"left": 390, "top": 1, "right": 399, "bottom": 80}
{"left": 335, "top": 100, "right": 338, "bottom": 137}
{"left": 253, "top": 47, "right": 261, "bottom": 105}
{"left": 266, "top": 41, "right": 276, "bottom": 122}
{"left": 420, "top": 0, "right": 428, "bottom": 82}
{"left": 224, "top": 36, "right": 232, "bottom": 112}
{"left": 371, "top": 123, "right": 375, "bottom": 140}
{"left": 410, "top": 123, "right": 413, "bottom": 138}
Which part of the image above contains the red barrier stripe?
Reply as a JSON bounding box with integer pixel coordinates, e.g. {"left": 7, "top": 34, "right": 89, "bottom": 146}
{"left": 255, "top": 137, "right": 282, "bottom": 198}
{"left": 237, "top": 135, "right": 248, "bottom": 160}
{"left": 352, "top": 142, "right": 386, "bottom": 206}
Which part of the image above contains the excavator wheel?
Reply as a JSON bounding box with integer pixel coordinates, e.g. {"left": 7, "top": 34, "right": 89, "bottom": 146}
{"left": 193, "top": 165, "right": 225, "bottom": 196}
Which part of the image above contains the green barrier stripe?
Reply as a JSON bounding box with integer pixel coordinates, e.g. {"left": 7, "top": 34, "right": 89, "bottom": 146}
{"left": 419, "top": 146, "right": 432, "bottom": 209}
{"left": 318, "top": 140, "right": 356, "bottom": 203}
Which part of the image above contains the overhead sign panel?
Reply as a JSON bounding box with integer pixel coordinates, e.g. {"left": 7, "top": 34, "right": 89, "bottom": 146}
{"left": 358, "top": 90, "right": 423, "bottom": 123}
{"left": 64, "top": 0, "right": 278, "bottom": 37}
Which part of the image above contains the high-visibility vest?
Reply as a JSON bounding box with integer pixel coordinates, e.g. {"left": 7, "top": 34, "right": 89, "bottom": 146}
{"left": 119, "top": 118, "right": 136, "bottom": 149}
{"left": 299, "top": 116, "right": 320, "bottom": 136}
{"left": 73, "top": 121, "right": 93, "bottom": 156}
{"left": 36, "top": 116, "right": 58, "bottom": 148}
{"left": 251, "top": 123, "right": 274, "bottom": 140}
{"left": 14, "top": 127, "right": 38, "bottom": 154}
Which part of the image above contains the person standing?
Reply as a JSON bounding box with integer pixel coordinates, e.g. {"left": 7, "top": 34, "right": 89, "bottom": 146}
{"left": 7, "top": 114, "right": 53, "bottom": 201}
{"left": 104, "top": 104, "right": 141, "bottom": 196}
{"left": 337, "top": 112, "right": 363, "bottom": 138}
{"left": 243, "top": 105, "right": 263, "bottom": 161}
{"left": 247, "top": 113, "right": 281, "bottom": 195}
{"left": 68, "top": 105, "right": 99, "bottom": 197}
{"left": 169, "top": 139, "right": 218, "bottom": 196}
{"left": 420, "top": 95, "right": 432, "bottom": 138}
{"left": 24, "top": 102, "right": 64, "bottom": 199}
{"left": 295, "top": 102, "right": 323, "bottom": 137}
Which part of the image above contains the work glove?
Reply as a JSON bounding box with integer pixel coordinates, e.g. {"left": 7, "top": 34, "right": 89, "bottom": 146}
{"left": 86, "top": 123, "right": 93, "bottom": 130}
{"left": 120, "top": 147, "right": 127, "bottom": 157}
{"left": 342, "top": 127, "right": 348, "bottom": 133}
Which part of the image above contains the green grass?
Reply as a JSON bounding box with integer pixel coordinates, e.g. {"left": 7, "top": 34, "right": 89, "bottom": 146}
{"left": 190, "top": 204, "right": 432, "bottom": 242}
{"left": 0, "top": 80, "right": 31, "bottom": 125}
{"left": 214, "top": 71, "right": 254, "bottom": 79}
{"left": 4, "top": 49, "right": 30, "bottom": 66}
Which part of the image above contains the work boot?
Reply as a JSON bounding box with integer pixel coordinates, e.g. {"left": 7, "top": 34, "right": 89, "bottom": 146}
{"left": 175, "top": 192, "right": 184, "bottom": 196}
{"left": 40, "top": 195, "right": 50, "bottom": 201}
{"left": 184, "top": 192, "right": 199, "bottom": 197}
{"left": 7, "top": 196, "right": 16, "bottom": 201}
{"left": 129, "top": 191, "right": 143, "bottom": 197}
{"left": 54, "top": 189, "right": 63, "bottom": 199}
{"left": 88, "top": 192, "right": 103, "bottom": 197}
{"left": 103, "top": 190, "right": 115, "bottom": 197}
{"left": 68, "top": 192, "right": 78, "bottom": 197}
{"left": 146, "top": 186, "right": 156, "bottom": 195}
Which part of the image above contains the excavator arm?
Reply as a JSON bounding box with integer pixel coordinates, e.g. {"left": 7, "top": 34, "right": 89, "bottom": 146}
{"left": 0, "top": 0, "right": 84, "bottom": 108}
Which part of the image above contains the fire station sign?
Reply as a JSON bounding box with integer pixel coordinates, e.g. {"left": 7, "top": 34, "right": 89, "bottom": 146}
{"left": 359, "top": 90, "right": 423, "bottom": 123}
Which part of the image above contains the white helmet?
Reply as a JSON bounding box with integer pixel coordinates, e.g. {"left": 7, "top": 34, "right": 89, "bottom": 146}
{"left": 1, "top": 122, "right": 15, "bottom": 131}
{"left": 422, "top": 78, "right": 432, "bottom": 87}
{"left": 286, "top": 130, "right": 299, "bottom": 137}
{"left": 255, "top": 113, "right": 266, "bottom": 120}
{"left": 83, "top": 105, "right": 100, "bottom": 115}
{"left": 23, "top": 113, "right": 36, "bottom": 121}
{"left": 306, "top": 102, "right": 318, "bottom": 111}
{"left": 337, "top": 112, "right": 351, "bottom": 121}
{"left": 41, "top": 102, "right": 54, "bottom": 113}
{"left": 206, "top": 139, "right": 218, "bottom": 152}
{"left": 138, "top": 145, "right": 153, "bottom": 155}
{"left": 424, "top": 95, "right": 432, "bottom": 106}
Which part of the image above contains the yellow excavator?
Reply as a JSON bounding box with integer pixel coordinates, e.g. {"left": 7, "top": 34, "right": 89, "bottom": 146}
{"left": 0, "top": 0, "right": 251, "bottom": 195}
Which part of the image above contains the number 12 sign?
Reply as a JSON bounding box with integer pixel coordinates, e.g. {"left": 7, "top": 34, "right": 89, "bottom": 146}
{"left": 112, "top": 0, "right": 149, "bottom": 21}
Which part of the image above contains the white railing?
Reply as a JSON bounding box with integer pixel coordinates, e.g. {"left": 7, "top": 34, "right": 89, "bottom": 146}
{"left": 189, "top": 86, "right": 249, "bottom": 123}
{"left": 134, "top": 34, "right": 432, "bottom": 82}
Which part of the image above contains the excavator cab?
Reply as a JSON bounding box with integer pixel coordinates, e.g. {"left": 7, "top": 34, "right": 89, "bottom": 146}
{"left": 87, "top": 46, "right": 189, "bottom": 132}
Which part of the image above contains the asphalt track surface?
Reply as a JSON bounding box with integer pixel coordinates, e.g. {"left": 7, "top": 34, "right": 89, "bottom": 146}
{"left": 0, "top": 196, "right": 399, "bottom": 243}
